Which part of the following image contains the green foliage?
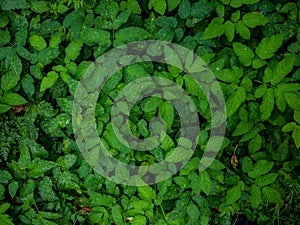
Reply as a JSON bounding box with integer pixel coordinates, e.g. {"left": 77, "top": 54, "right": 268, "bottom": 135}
{"left": 0, "top": 0, "right": 300, "bottom": 225}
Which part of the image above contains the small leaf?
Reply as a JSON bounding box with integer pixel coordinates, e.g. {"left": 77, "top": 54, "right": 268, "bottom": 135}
{"left": 40, "top": 71, "right": 59, "bottom": 92}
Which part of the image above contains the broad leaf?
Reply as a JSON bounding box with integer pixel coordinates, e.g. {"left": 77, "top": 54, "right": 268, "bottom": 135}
{"left": 256, "top": 34, "right": 284, "bottom": 59}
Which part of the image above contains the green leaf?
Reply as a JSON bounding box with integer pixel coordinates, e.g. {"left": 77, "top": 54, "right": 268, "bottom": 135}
{"left": 292, "top": 127, "right": 300, "bottom": 148}
{"left": 233, "top": 42, "right": 254, "bottom": 66}
{"left": 112, "top": 205, "right": 124, "bottom": 225}
{"left": 65, "top": 40, "right": 83, "bottom": 63}
{"left": 252, "top": 58, "right": 266, "bottom": 69}
{"left": 132, "top": 215, "right": 147, "bottom": 225}
{"left": 38, "top": 177, "right": 58, "bottom": 201}
{"left": 260, "top": 88, "right": 274, "bottom": 121}
{"left": 1, "top": 53, "right": 22, "bottom": 91}
{"left": 262, "top": 187, "right": 281, "bottom": 204}
{"left": 191, "top": 1, "right": 214, "bottom": 19}
{"left": 271, "top": 54, "right": 295, "bottom": 85}
{"left": 0, "top": 214, "right": 14, "bottom": 225}
{"left": 0, "top": 170, "right": 12, "bottom": 184}
{"left": 138, "top": 185, "right": 156, "bottom": 200}
{"left": 154, "top": 0, "right": 166, "bottom": 15}
{"left": 187, "top": 202, "right": 200, "bottom": 221}
{"left": 235, "top": 21, "right": 250, "bottom": 40}
{"left": 215, "top": 67, "right": 243, "bottom": 83}
{"left": 8, "top": 181, "right": 19, "bottom": 199}
{"left": 178, "top": 0, "right": 190, "bottom": 19}
{"left": 248, "top": 134, "right": 262, "bottom": 154}
{"left": 167, "top": 0, "right": 180, "bottom": 11}
{"left": 226, "top": 87, "right": 246, "bottom": 118}
{"left": 250, "top": 185, "right": 261, "bottom": 209}
{"left": 28, "top": 158, "right": 57, "bottom": 178}
{"left": 180, "top": 157, "right": 199, "bottom": 175}
{"left": 21, "top": 74, "right": 35, "bottom": 97}
{"left": 242, "top": 12, "right": 268, "bottom": 28}
{"left": 201, "top": 17, "right": 225, "bottom": 40}
{"left": 199, "top": 171, "right": 211, "bottom": 195}
{"left": 232, "top": 120, "right": 253, "bottom": 136}
{"left": 127, "top": 0, "right": 141, "bottom": 14}
{"left": 284, "top": 93, "right": 300, "bottom": 111}
{"left": 40, "top": 71, "right": 59, "bottom": 92}
{"left": 224, "top": 21, "right": 235, "bottom": 42}
{"left": 248, "top": 160, "right": 274, "bottom": 179}
{"left": 256, "top": 173, "right": 278, "bottom": 187}
{"left": 81, "top": 28, "right": 111, "bottom": 46}
{"left": 158, "top": 101, "right": 174, "bottom": 129}
{"left": 31, "top": 1, "right": 49, "bottom": 13}
{"left": 0, "top": 203, "right": 10, "bottom": 214}
{"left": 242, "top": 157, "right": 253, "bottom": 173}
{"left": 294, "top": 111, "right": 300, "bottom": 124}
{"left": 282, "top": 122, "right": 297, "bottom": 132}
{"left": 255, "top": 34, "right": 284, "bottom": 59}
{"left": 89, "top": 192, "right": 116, "bottom": 206}
{"left": 0, "top": 104, "right": 10, "bottom": 113}
{"left": 0, "top": 93, "right": 27, "bottom": 106}
{"left": 114, "top": 27, "right": 150, "bottom": 47}
{"left": 29, "top": 34, "right": 47, "bottom": 51}
{"left": 56, "top": 154, "right": 77, "bottom": 170}
{"left": 231, "top": 10, "right": 240, "bottom": 22}
{"left": 0, "top": 29, "right": 10, "bottom": 46}
{"left": 225, "top": 185, "right": 241, "bottom": 205}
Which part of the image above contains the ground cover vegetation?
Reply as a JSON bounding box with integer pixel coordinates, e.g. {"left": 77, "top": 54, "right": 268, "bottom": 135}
{"left": 0, "top": 0, "right": 300, "bottom": 224}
